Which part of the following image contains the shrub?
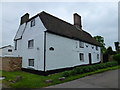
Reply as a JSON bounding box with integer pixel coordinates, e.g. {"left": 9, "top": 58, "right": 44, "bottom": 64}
{"left": 61, "top": 61, "right": 119, "bottom": 77}
{"left": 105, "top": 61, "right": 118, "bottom": 67}
{"left": 81, "top": 66, "right": 94, "bottom": 73}
{"left": 69, "top": 70, "right": 78, "bottom": 76}
{"left": 87, "top": 66, "right": 96, "bottom": 72}
{"left": 76, "top": 67, "right": 84, "bottom": 74}
{"left": 62, "top": 71, "right": 70, "bottom": 77}
{"left": 113, "top": 54, "right": 120, "bottom": 64}
{"left": 92, "top": 64, "right": 100, "bottom": 70}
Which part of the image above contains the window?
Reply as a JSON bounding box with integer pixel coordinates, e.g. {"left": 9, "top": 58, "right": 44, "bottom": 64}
{"left": 79, "top": 41, "right": 84, "bottom": 48}
{"left": 31, "top": 19, "right": 35, "bottom": 27}
{"left": 8, "top": 49, "right": 12, "bottom": 52}
{"left": 49, "top": 47, "right": 54, "bottom": 51}
{"left": 97, "top": 54, "right": 99, "bottom": 60}
{"left": 76, "top": 42, "right": 78, "bottom": 48}
{"left": 15, "top": 41, "right": 17, "bottom": 50}
{"left": 86, "top": 45, "right": 88, "bottom": 47}
{"left": 96, "top": 46, "right": 98, "bottom": 50}
{"left": 28, "top": 59, "right": 34, "bottom": 67}
{"left": 92, "top": 45, "right": 94, "bottom": 49}
{"left": 79, "top": 53, "right": 84, "bottom": 61}
{"left": 28, "top": 40, "right": 34, "bottom": 48}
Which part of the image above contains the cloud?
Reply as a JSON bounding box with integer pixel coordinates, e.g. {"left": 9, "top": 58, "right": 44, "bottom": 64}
{"left": 1, "top": 2, "right": 118, "bottom": 50}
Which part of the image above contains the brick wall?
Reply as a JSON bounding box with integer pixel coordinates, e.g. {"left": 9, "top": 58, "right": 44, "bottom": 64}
{"left": 0, "top": 57, "right": 22, "bottom": 71}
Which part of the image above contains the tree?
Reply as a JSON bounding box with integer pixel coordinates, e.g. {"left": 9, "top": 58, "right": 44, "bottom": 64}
{"left": 105, "top": 46, "right": 115, "bottom": 55}
{"left": 103, "top": 46, "right": 116, "bottom": 62}
{"left": 94, "top": 36, "right": 106, "bottom": 53}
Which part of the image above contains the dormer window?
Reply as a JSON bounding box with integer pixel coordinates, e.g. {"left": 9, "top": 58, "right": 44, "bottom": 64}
{"left": 86, "top": 45, "right": 88, "bottom": 47}
{"left": 31, "top": 19, "right": 35, "bottom": 27}
{"left": 92, "top": 46, "right": 94, "bottom": 49}
{"left": 79, "top": 41, "right": 84, "bottom": 48}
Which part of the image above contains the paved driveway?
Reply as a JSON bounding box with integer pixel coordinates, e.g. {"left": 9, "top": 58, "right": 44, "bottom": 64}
{"left": 46, "top": 69, "right": 119, "bottom": 88}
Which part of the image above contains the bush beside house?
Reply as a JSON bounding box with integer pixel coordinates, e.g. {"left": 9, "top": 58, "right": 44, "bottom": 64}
{"left": 113, "top": 54, "right": 120, "bottom": 64}
{"left": 62, "top": 61, "right": 119, "bottom": 77}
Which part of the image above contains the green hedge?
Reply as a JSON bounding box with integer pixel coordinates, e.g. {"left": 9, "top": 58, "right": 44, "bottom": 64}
{"left": 62, "top": 61, "right": 118, "bottom": 77}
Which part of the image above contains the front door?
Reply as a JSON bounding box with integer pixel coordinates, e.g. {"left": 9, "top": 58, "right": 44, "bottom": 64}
{"left": 89, "top": 53, "right": 92, "bottom": 65}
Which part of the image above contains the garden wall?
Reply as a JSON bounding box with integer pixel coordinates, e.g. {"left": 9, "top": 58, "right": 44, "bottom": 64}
{"left": 0, "top": 57, "right": 22, "bottom": 71}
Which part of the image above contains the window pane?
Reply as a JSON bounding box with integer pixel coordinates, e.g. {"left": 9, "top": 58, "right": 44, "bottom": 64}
{"left": 8, "top": 49, "right": 12, "bottom": 52}
{"left": 79, "top": 41, "right": 84, "bottom": 48}
{"left": 15, "top": 41, "right": 17, "bottom": 50}
{"left": 28, "top": 40, "right": 34, "bottom": 48}
{"left": 31, "top": 19, "right": 35, "bottom": 27}
{"left": 29, "top": 59, "right": 34, "bottom": 66}
{"left": 79, "top": 53, "right": 84, "bottom": 61}
{"left": 97, "top": 54, "right": 99, "bottom": 60}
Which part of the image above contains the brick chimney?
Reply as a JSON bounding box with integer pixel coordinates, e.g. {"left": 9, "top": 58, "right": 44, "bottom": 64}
{"left": 20, "top": 13, "right": 29, "bottom": 25}
{"left": 73, "top": 13, "right": 82, "bottom": 29}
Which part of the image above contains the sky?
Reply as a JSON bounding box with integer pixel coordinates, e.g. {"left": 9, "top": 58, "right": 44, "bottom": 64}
{"left": 0, "top": 1, "right": 118, "bottom": 50}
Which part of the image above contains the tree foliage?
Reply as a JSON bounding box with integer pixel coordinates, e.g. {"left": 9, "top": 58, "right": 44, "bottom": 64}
{"left": 105, "top": 46, "right": 116, "bottom": 55}
{"left": 94, "top": 36, "right": 106, "bottom": 53}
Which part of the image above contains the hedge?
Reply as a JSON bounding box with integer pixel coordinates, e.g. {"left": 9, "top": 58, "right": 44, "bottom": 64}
{"left": 62, "top": 61, "right": 118, "bottom": 77}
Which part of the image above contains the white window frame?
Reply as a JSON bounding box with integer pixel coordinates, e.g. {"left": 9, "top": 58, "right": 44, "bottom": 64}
{"left": 79, "top": 53, "right": 84, "bottom": 61}
{"left": 28, "top": 59, "right": 34, "bottom": 67}
{"left": 28, "top": 39, "right": 34, "bottom": 49}
{"left": 97, "top": 54, "right": 99, "bottom": 60}
{"left": 31, "top": 19, "right": 35, "bottom": 27}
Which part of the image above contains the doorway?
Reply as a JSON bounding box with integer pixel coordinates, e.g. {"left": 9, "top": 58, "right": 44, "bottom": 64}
{"left": 88, "top": 53, "right": 92, "bottom": 65}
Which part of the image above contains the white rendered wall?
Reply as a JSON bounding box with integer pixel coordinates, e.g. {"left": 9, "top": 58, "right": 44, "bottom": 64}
{"left": 14, "top": 16, "right": 46, "bottom": 71}
{"left": 0, "top": 46, "right": 14, "bottom": 57}
{"left": 45, "top": 32, "right": 101, "bottom": 71}
{"left": 14, "top": 16, "right": 101, "bottom": 71}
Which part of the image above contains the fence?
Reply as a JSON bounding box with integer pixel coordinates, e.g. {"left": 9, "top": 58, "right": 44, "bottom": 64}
{"left": 0, "top": 57, "right": 22, "bottom": 71}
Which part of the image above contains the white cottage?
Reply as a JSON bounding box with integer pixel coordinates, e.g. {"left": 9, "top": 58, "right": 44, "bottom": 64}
{"left": 0, "top": 45, "right": 14, "bottom": 57}
{"left": 14, "top": 11, "right": 101, "bottom": 73}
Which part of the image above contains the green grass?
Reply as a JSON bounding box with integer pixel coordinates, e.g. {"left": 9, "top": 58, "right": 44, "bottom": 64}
{"left": 2, "top": 65, "right": 120, "bottom": 88}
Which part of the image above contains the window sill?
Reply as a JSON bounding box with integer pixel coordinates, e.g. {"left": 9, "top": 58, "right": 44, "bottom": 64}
{"left": 80, "top": 60, "right": 84, "bottom": 62}
{"left": 80, "top": 47, "right": 84, "bottom": 48}
{"left": 28, "top": 47, "right": 34, "bottom": 49}
{"left": 27, "top": 66, "right": 35, "bottom": 70}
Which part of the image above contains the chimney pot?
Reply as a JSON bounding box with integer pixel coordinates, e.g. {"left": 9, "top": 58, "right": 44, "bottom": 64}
{"left": 74, "top": 13, "right": 82, "bottom": 29}
{"left": 20, "top": 13, "right": 29, "bottom": 25}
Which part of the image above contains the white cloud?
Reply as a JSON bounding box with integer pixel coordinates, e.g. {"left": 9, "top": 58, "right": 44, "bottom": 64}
{"left": 1, "top": 2, "right": 118, "bottom": 50}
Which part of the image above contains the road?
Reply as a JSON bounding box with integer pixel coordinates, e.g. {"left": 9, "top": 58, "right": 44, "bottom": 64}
{"left": 1, "top": 69, "right": 119, "bottom": 89}
{"left": 46, "top": 69, "right": 119, "bottom": 88}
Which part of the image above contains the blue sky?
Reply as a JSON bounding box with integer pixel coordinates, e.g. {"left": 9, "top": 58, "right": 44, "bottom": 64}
{"left": 1, "top": 2, "right": 118, "bottom": 50}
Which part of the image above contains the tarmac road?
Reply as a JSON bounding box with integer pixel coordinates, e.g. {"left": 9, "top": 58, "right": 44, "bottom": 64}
{"left": 46, "top": 69, "right": 119, "bottom": 88}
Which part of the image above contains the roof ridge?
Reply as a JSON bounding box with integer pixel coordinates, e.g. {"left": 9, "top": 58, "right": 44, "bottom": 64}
{"left": 39, "top": 11, "right": 79, "bottom": 28}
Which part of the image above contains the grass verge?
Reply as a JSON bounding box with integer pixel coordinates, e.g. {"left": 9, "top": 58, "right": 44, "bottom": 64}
{"left": 2, "top": 65, "right": 120, "bottom": 88}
